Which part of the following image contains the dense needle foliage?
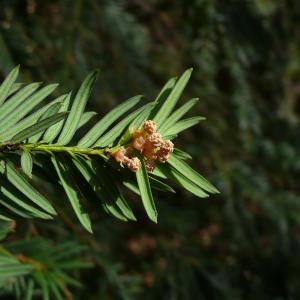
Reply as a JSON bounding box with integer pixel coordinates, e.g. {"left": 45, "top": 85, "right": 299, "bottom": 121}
{"left": 0, "top": 64, "right": 219, "bottom": 297}
{"left": 0, "top": 0, "right": 300, "bottom": 299}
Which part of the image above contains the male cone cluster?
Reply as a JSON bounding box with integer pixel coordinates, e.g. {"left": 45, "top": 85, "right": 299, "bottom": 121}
{"left": 112, "top": 120, "right": 174, "bottom": 172}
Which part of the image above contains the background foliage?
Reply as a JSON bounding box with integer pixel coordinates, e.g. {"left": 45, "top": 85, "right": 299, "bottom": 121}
{"left": 0, "top": 0, "right": 300, "bottom": 299}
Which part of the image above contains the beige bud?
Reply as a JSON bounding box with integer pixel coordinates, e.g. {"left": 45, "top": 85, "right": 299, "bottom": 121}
{"left": 113, "top": 147, "right": 127, "bottom": 163}
{"left": 143, "top": 120, "right": 157, "bottom": 134}
{"left": 145, "top": 160, "right": 156, "bottom": 172}
{"left": 127, "top": 157, "right": 141, "bottom": 172}
{"left": 148, "top": 132, "right": 162, "bottom": 147}
{"left": 132, "top": 135, "right": 146, "bottom": 151}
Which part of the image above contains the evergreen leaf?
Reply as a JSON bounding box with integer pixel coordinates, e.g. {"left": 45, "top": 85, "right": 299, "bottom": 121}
{"left": 152, "top": 68, "right": 193, "bottom": 127}
{"left": 77, "top": 111, "right": 97, "bottom": 129}
{"left": 72, "top": 155, "right": 126, "bottom": 221}
{"left": 28, "top": 102, "right": 62, "bottom": 143}
{"left": 0, "top": 82, "right": 41, "bottom": 124}
{"left": 158, "top": 97, "right": 199, "bottom": 133}
{"left": 0, "top": 160, "right": 56, "bottom": 215}
{"left": 148, "top": 77, "right": 177, "bottom": 120}
{"left": 93, "top": 103, "right": 149, "bottom": 147}
{"left": 34, "top": 272, "right": 50, "bottom": 300}
{"left": 129, "top": 102, "right": 154, "bottom": 129}
{"left": 7, "top": 83, "right": 24, "bottom": 97}
{"left": 157, "top": 164, "right": 209, "bottom": 198}
{"left": 11, "top": 112, "right": 67, "bottom": 143}
{"left": 167, "top": 154, "right": 219, "bottom": 194}
{"left": 0, "top": 97, "right": 65, "bottom": 142}
{"left": 136, "top": 158, "right": 157, "bottom": 223}
{"left": 173, "top": 148, "right": 192, "bottom": 160}
{"left": 0, "top": 65, "right": 20, "bottom": 105}
{"left": 78, "top": 95, "right": 142, "bottom": 148}
{"left": 21, "top": 150, "right": 33, "bottom": 178}
{"left": 57, "top": 70, "right": 99, "bottom": 145}
{"left": 43, "top": 94, "right": 70, "bottom": 143}
{"left": 0, "top": 212, "right": 13, "bottom": 222}
{"left": 49, "top": 279, "right": 64, "bottom": 300}
{"left": 73, "top": 156, "right": 132, "bottom": 221}
{"left": 118, "top": 102, "right": 154, "bottom": 146}
{"left": 92, "top": 160, "right": 136, "bottom": 221}
{"left": 149, "top": 175, "right": 176, "bottom": 193}
{"left": 162, "top": 116, "right": 205, "bottom": 137}
{"left": 25, "top": 280, "right": 34, "bottom": 300}
{"left": 51, "top": 156, "right": 92, "bottom": 233}
{"left": 0, "top": 180, "right": 52, "bottom": 219}
{"left": 0, "top": 264, "right": 34, "bottom": 278}
{"left": 0, "top": 197, "right": 32, "bottom": 218}
{"left": 0, "top": 83, "right": 59, "bottom": 134}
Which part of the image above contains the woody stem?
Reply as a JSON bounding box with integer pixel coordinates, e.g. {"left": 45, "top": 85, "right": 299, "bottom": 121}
{"left": 18, "top": 143, "right": 123, "bottom": 159}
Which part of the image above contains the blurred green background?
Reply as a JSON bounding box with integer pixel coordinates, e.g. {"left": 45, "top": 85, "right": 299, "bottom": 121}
{"left": 1, "top": 0, "right": 300, "bottom": 299}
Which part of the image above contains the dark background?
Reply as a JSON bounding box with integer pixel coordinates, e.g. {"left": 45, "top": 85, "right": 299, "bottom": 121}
{"left": 1, "top": 0, "right": 300, "bottom": 299}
